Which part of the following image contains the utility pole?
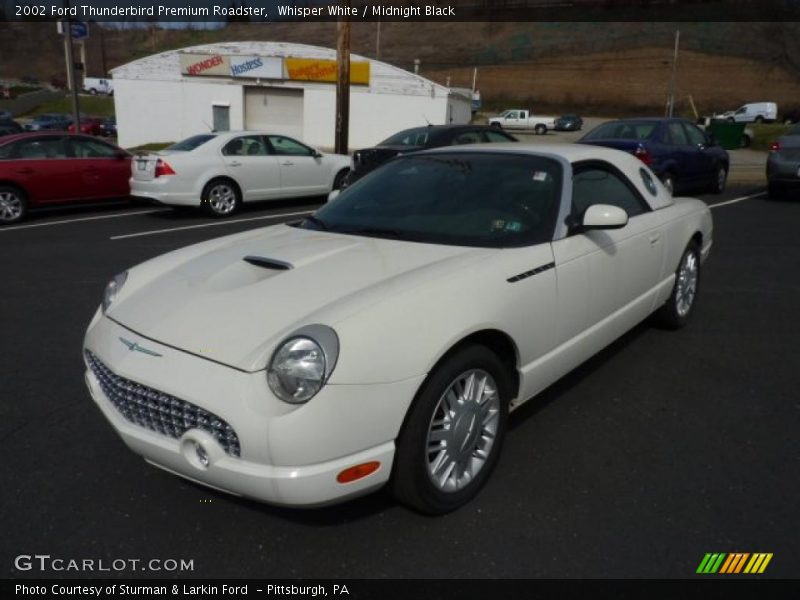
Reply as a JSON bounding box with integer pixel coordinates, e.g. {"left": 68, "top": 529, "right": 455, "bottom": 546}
{"left": 375, "top": 19, "right": 381, "bottom": 60}
{"left": 62, "top": 3, "right": 81, "bottom": 133}
{"left": 335, "top": 5, "right": 351, "bottom": 155}
{"left": 667, "top": 29, "right": 680, "bottom": 117}
{"left": 99, "top": 24, "right": 108, "bottom": 77}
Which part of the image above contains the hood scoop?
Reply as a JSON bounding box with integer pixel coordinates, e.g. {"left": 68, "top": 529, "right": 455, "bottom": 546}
{"left": 243, "top": 256, "right": 294, "bottom": 270}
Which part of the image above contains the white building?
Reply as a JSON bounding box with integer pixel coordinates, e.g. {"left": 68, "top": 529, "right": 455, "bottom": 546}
{"left": 111, "top": 41, "right": 472, "bottom": 150}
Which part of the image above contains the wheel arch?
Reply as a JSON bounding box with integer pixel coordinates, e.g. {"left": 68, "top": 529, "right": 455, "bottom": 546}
{"left": 201, "top": 174, "right": 243, "bottom": 202}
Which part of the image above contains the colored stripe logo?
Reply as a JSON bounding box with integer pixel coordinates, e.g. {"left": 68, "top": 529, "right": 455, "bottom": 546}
{"left": 697, "top": 553, "right": 773, "bottom": 574}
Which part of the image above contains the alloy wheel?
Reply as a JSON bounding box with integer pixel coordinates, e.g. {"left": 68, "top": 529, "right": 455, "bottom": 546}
{"left": 207, "top": 184, "right": 237, "bottom": 215}
{"left": 0, "top": 190, "right": 23, "bottom": 223}
{"left": 675, "top": 250, "right": 698, "bottom": 317}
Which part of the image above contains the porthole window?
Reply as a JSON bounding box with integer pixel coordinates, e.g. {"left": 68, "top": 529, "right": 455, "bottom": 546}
{"left": 640, "top": 168, "right": 658, "bottom": 196}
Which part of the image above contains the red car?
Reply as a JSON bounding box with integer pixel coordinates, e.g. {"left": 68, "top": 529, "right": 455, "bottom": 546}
{"left": 67, "top": 117, "right": 105, "bottom": 136}
{"left": 0, "top": 133, "right": 131, "bottom": 224}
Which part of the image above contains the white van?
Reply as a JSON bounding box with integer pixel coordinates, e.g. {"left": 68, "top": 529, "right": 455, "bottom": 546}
{"left": 721, "top": 102, "right": 777, "bottom": 124}
{"left": 83, "top": 78, "right": 113, "bottom": 96}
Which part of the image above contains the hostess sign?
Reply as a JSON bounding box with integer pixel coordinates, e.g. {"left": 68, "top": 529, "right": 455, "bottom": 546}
{"left": 180, "top": 52, "right": 370, "bottom": 84}
{"left": 230, "top": 56, "right": 283, "bottom": 79}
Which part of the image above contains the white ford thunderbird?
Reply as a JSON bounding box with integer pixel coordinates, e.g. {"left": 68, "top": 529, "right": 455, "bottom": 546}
{"left": 84, "top": 144, "right": 712, "bottom": 514}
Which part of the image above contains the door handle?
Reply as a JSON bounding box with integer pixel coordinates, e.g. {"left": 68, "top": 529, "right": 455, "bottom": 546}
{"left": 15, "top": 168, "right": 34, "bottom": 174}
{"left": 649, "top": 233, "right": 662, "bottom": 246}
{"left": 281, "top": 161, "right": 294, "bottom": 166}
{"left": 229, "top": 161, "right": 242, "bottom": 167}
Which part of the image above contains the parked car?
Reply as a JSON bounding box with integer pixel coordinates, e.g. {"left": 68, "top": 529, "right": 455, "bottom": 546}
{"left": 24, "top": 113, "right": 71, "bottom": 131}
{"left": 50, "top": 77, "right": 66, "bottom": 90}
{"left": 554, "top": 114, "right": 583, "bottom": 131}
{"left": 487, "top": 109, "right": 556, "bottom": 134}
{"left": 0, "top": 133, "right": 131, "bottom": 224}
{"left": 766, "top": 123, "right": 800, "bottom": 198}
{"left": 343, "top": 124, "right": 517, "bottom": 188}
{"left": 130, "top": 132, "right": 351, "bottom": 217}
{"left": 0, "top": 110, "right": 13, "bottom": 120}
{"left": 0, "top": 118, "right": 23, "bottom": 137}
{"left": 84, "top": 144, "right": 712, "bottom": 513}
{"left": 579, "top": 118, "right": 729, "bottom": 195}
{"left": 100, "top": 116, "right": 117, "bottom": 137}
{"left": 68, "top": 116, "right": 105, "bottom": 136}
{"left": 718, "top": 102, "right": 777, "bottom": 124}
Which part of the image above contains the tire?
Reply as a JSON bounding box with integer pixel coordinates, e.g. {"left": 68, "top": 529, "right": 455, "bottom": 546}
{"left": 727, "top": 117, "right": 735, "bottom": 124}
{"left": 391, "top": 344, "right": 511, "bottom": 514}
{"left": 740, "top": 134, "right": 752, "bottom": 148}
{"left": 711, "top": 165, "right": 728, "bottom": 194}
{"left": 656, "top": 243, "right": 701, "bottom": 329}
{"left": 0, "top": 185, "right": 27, "bottom": 225}
{"left": 490, "top": 122, "right": 502, "bottom": 129}
{"left": 534, "top": 124, "right": 547, "bottom": 135}
{"left": 768, "top": 182, "right": 785, "bottom": 200}
{"left": 755, "top": 116, "right": 764, "bottom": 124}
{"left": 89, "top": 88, "right": 97, "bottom": 95}
{"left": 332, "top": 168, "right": 349, "bottom": 191}
{"left": 201, "top": 179, "right": 241, "bottom": 218}
{"left": 662, "top": 172, "right": 676, "bottom": 196}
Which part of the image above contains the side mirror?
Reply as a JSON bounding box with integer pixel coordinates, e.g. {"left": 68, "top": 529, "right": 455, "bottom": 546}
{"left": 582, "top": 204, "right": 628, "bottom": 230}
{"left": 313, "top": 150, "right": 323, "bottom": 158}
{"left": 327, "top": 189, "right": 340, "bottom": 202}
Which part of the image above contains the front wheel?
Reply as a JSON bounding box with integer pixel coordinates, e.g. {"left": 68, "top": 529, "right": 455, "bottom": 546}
{"left": 391, "top": 345, "right": 511, "bottom": 514}
{"left": 490, "top": 122, "right": 502, "bottom": 129}
{"left": 201, "top": 179, "right": 241, "bottom": 218}
{"left": 0, "top": 185, "right": 27, "bottom": 225}
{"left": 332, "top": 168, "right": 349, "bottom": 191}
{"left": 656, "top": 243, "right": 701, "bottom": 329}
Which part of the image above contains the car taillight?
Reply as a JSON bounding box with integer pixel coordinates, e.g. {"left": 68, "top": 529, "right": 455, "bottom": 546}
{"left": 769, "top": 141, "right": 780, "bottom": 153}
{"left": 154, "top": 159, "right": 175, "bottom": 177}
{"left": 634, "top": 145, "right": 653, "bottom": 165}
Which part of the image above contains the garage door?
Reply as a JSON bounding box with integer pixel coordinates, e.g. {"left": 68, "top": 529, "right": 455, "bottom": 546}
{"left": 244, "top": 87, "right": 304, "bottom": 140}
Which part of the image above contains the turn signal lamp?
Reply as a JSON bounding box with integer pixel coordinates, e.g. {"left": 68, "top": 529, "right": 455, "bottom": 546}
{"left": 336, "top": 462, "right": 380, "bottom": 484}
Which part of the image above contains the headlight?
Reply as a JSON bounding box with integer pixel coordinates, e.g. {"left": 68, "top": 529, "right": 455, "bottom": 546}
{"left": 102, "top": 271, "right": 128, "bottom": 313}
{"left": 267, "top": 325, "right": 339, "bottom": 404}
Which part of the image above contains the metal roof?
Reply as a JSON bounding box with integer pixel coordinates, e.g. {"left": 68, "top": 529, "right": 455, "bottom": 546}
{"left": 110, "top": 41, "right": 450, "bottom": 98}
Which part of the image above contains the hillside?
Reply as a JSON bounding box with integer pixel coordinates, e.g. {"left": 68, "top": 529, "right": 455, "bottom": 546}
{"left": 1, "top": 21, "right": 799, "bottom": 115}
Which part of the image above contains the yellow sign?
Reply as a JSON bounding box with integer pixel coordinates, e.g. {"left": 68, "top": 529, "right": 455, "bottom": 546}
{"left": 284, "top": 58, "right": 370, "bottom": 85}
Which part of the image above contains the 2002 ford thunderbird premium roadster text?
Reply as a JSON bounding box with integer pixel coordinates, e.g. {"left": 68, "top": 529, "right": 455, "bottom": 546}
{"left": 83, "top": 144, "right": 712, "bottom": 514}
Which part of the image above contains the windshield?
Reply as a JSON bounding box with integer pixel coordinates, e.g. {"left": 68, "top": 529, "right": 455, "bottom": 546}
{"left": 166, "top": 134, "right": 216, "bottom": 152}
{"left": 301, "top": 152, "right": 563, "bottom": 248}
{"left": 379, "top": 127, "right": 430, "bottom": 147}
{"left": 582, "top": 121, "right": 658, "bottom": 141}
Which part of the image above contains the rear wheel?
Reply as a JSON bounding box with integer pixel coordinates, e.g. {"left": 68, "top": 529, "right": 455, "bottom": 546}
{"left": 391, "top": 344, "right": 511, "bottom": 514}
{"left": 662, "top": 172, "right": 676, "bottom": 195}
{"left": 0, "top": 185, "right": 27, "bottom": 225}
{"left": 201, "top": 179, "right": 241, "bottom": 218}
{"left": 534, "top": 124, "right": 547, "bottom": 135}
{"left": 332, "top": 169, "right": 349, "bottom": 191}
{"left": 711, "top": 165, "right": 728, "bottom": 194}
{"left": 656, "top": 243, "right": 700, "bottom": 329}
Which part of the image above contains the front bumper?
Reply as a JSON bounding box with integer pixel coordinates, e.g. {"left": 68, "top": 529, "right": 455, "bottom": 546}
{"left": 83, "top": 313, "right": 425, "bottom": 507}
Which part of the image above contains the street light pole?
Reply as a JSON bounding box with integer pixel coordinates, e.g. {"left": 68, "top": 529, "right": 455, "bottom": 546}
{"left": 62, "top": 1, "right": 81, "bottom": 132}
{"left": 667, "top": 29, "right": 680, "bottom": 117}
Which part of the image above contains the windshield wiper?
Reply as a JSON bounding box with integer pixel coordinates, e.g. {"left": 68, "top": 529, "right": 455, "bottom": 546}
{"left": 302, "top": 215, "right": 329, "bottom": 231}
{"left": 339, "top": 227, "right": 407, "bottom": 239}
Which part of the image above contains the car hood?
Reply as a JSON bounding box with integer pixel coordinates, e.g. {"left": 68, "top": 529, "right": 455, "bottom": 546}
{"left": 109, "top": 224, "right": 490, "bottom": 372}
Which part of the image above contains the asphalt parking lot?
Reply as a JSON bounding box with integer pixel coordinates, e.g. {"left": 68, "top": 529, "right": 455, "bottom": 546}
{"left": 1, "top": 185, "right": 798, "bottom": 579}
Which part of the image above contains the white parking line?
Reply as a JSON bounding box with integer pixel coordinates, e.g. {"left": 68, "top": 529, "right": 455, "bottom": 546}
{"left": 0, "top": 208, "right": 170, "bottom": 232}
{"left": 709, "top": 191, "right": 766, "bottom": 208}
{"left": 110, "top": 210, "right": 314, "bottom": 240}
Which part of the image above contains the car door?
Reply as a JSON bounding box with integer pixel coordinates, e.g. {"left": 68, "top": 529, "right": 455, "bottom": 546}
{"left": 551, "top": 162, "right": 665, "bottom": 346}
{"left": 682, "top": 122, "right": 717, "bottom": 186}
{"left": 664, "top": 121, "right": 702, "bottom": 187}
{"left": 221, "top": 135, "right": 282, "bottom": 201}
{"left": 266, "top": 135, "right": 329, "bottom": 196}
{"left": 67, "top": 136, "right": 131, "bottom": 199}
{"left": 4, "top": 135, "right": 82, "bottom": 204}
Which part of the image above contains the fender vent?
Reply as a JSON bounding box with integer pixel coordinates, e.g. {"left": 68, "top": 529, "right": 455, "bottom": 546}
{"left": 243, "top": 256, "right": 293, "bottom": 270}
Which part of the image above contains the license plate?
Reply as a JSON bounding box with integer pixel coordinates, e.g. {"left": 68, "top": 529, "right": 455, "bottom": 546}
{"left": 137, "top": 161, "right": 147, "bottom": 171}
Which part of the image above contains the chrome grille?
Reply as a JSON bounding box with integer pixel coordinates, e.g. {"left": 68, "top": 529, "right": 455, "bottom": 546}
{"left": 85, "top": 351, "right": 241, "bottom": 457}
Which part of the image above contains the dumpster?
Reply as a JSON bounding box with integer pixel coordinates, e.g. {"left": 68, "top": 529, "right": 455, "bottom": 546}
{"left": 708, "top": 120, "right": 746, "bottom": 150}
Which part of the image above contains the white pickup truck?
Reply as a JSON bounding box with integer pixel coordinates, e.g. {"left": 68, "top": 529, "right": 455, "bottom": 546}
{"left": 487, "top": 109, "right": 556, "bottom": 134}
